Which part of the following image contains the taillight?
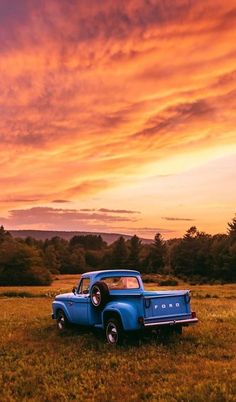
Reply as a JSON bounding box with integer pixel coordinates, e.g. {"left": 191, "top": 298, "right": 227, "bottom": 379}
{"left": 191, "top": 311, "right": 197, "bottom": 318}
{"left": 185, "top": 292, "right": 191, "bottom": 303}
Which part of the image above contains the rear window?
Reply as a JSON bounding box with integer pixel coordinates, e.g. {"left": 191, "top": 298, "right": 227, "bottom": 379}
{"left": 101, "top": 276, "right": 139, "bottom": 290}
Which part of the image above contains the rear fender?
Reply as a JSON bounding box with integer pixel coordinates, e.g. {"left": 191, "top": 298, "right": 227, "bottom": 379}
{"left": 103, "top": 302, "right": 139, "bottom": 331}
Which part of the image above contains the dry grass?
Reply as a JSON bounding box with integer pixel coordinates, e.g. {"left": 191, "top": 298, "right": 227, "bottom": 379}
{"left": 0, "top": 280, "right": 236, "bottom": 402}
{"left": 0, "top": 274, "right": 80, "bottom": 298}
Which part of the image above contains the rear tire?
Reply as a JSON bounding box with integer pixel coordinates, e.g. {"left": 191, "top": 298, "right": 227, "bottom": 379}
{"left": 105, "top": 318, "right": 123, "bottom": 345}
{"left": 56, "top": 310, "right": 68, "bottom": 332}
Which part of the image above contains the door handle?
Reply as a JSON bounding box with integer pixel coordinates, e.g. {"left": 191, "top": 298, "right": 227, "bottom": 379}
{"left": 68, "top": 301, "right": 73, "bottom": 306}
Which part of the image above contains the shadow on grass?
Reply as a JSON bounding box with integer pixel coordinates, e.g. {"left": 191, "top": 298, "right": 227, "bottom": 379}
{"left": 28, "top": 318, "right": 201, "bottom": 357}
{"left": 37, "top": 323, "right": 188, "bottom": 348}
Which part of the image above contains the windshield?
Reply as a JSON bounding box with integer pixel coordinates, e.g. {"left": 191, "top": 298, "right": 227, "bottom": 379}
{"left": 101, "top": 276, "right": 139, "bottom": 290}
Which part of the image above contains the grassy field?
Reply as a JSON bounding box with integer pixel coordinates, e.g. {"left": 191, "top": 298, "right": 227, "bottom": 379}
{"left": 0, "top": 278, "right": 235, "bottom": 402}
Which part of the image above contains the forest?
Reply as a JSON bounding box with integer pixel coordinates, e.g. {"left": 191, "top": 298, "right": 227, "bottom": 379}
{"left": 0, "top": 215, "right": 235, "bottom": 286}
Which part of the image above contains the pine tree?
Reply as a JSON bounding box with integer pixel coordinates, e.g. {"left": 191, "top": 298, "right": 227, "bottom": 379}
{"left": 110, "top": 236, "right": 128, "bottom": 269}
{"left": 184, "top": 226, "right": 197, "bottom": 240}
{"left": 127, "top": 235, "right": 142, "bottom": 269}
{"left": 148, "top": 233, "right": 166, "bottom": 273}
{"left": 227, "top": 215, "right": 236, "bottom": 242}
{"left": 0, "top": 226, "right": 11, "bottom": 243}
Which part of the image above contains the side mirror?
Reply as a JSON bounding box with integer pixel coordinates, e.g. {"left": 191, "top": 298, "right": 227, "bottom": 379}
{"left": 72, "top": 287, "right": 77, "bottom": 294}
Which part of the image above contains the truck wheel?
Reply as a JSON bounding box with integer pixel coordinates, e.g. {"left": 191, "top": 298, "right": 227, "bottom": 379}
{"left": 105, "top": 318, "right": 123, "bottom": 345}
{"left": 91, "top": 281, "right": 109, "bottom": 309}
{"left": 56, "top": 310, "right": 68, "bottom": 332}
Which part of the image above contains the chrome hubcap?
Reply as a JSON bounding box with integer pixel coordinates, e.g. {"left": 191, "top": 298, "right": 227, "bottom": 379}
{"left": 58, "top": 315, "right": 65, "bottom": 330}
{"left": 92, "top": 287, "right": 101, "bottom": 306}
{"left": 107, "top": 323, "right": 118, "bottom": 344}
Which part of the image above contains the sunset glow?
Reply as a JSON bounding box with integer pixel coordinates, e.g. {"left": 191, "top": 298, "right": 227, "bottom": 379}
{"left": 1, "top": 0, "right": 236, "bottom": 238}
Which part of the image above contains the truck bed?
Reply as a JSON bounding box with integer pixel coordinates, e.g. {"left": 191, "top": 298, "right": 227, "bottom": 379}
{"left": 143, "top": 290, "right": 197, "bottom": 326}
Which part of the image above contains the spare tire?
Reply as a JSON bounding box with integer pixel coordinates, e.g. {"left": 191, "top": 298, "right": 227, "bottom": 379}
{"left": 91, "top": 281, "right": 110, "bottom": 309}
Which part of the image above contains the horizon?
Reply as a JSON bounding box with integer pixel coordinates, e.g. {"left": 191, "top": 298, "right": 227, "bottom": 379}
{"left": 8, "top": 222, "right": 231, "bottom": 242}
{"left": 1, "top": 1, "right": 236, "bottom": 239}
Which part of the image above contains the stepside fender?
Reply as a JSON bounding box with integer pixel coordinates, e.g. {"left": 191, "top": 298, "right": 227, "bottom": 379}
{"left": 52, "top": 301, "right": 72, "bottom": 322}
{"left": 102, "top": 302, "right": 139, "bottom": 331}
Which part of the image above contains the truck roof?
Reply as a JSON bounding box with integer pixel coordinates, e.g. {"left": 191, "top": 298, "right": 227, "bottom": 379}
{"left": 82, "top": 269, "right": 140, "bottom": 278}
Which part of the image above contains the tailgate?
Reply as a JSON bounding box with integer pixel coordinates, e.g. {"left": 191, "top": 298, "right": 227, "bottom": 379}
{"left": 144, "top": 292, "right": 191, "bottom": 321}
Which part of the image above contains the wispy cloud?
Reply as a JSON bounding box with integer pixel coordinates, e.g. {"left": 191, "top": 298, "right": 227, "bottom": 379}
{"left": 98, "top": 208, "right": 140, "bottom": 214}
{"left": 52, "top": 200, "right": 71, "bottom": 203}
{"left": 0, "top": 207, "right": 138, "bottom": 230}
{"left": 80, "top": 208, "right": 96, "bottom": 212}
{"left": 0, "top": 1, "right": 236, "bottom": 236}
{"left": 162, "top": 217, "right": 195, "bottom": 222}
{"left": 0, "top": 198, "right": 39, "bottom": 203}
{"left": 111, "top": 226, "right": 176, "bottom": 237}
{"left": 79, "top": 208, "right": 140, "bottom": 214}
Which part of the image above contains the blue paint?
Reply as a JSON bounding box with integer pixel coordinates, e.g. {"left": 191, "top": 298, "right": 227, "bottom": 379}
{"left": 52, "top": 270, "right": 198, "bottom": 334}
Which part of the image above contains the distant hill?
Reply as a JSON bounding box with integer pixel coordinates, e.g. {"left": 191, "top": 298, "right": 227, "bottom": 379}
{"left": 9, "top": 230, "right": 152, "bottom": 245}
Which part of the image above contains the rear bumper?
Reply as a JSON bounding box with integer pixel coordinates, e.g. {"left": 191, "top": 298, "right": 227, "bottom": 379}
{"left": 143, "top": 317, "right": 198, "bottom": 327}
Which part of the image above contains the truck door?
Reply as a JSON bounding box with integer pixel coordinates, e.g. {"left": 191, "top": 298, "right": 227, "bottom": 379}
{"left": 68, "top": 278, "right": 90, "bottom": 325}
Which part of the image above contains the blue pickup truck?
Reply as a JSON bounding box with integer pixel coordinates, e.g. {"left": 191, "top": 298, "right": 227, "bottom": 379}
{"left": 52, "top": 269, "right": 198, "bottom": 344}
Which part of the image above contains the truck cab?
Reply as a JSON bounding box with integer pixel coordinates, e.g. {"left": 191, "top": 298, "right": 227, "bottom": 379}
{"left": 52, "top": 270, "right": 198, "bottom": 344}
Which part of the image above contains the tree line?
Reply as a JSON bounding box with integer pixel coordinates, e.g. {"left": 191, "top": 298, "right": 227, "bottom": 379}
{"left": 0, "top": 215, "right": 235, "bottom": 285}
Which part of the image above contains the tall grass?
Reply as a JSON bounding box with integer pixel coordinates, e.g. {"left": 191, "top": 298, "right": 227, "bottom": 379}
{"left": 0, "top": 283, "right": 235, "bottom": 401}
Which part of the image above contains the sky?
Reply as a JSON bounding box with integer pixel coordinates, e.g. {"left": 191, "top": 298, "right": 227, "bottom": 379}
{"left": 0, "top": 0, "right": 236, "bottom": 239}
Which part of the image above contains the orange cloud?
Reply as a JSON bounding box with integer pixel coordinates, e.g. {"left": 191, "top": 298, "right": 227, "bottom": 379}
{"left": 0, "top": 206, "right": 139, "bottom": 231}
{"left": 0, "top": 0, "right": 236, "bottom": 235}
